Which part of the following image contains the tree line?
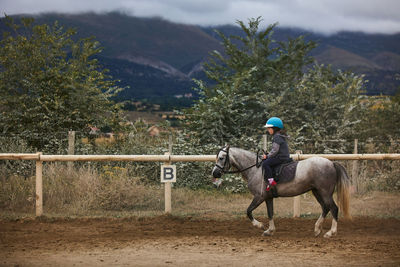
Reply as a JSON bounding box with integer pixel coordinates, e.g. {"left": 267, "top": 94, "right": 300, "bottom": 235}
{"left": 1, "top": 16, "right": 399, "bottom": 154}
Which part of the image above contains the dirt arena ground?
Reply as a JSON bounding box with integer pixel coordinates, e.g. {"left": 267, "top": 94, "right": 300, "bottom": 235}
{"left": 1, "top": 216, "right": 399, "bottom": 266}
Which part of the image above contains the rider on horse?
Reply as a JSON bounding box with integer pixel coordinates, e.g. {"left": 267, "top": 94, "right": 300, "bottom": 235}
{"left": 262, "top": 117, "right": 291, "bottom": 191}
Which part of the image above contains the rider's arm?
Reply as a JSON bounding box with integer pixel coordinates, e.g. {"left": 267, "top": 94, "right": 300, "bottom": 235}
{"left": 268, "top": 142, "right": 280, "bottom": 158}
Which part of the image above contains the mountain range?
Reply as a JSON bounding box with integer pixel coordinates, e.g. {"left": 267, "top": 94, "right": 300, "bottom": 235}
{"left": 3, "top": 12, "right": 400, "bottom": 109}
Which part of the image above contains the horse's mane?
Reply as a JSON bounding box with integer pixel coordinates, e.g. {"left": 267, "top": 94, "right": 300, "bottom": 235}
{"left": 228, "top": 147, "right": 261, "bottom": 180}
{"left": 229, "top": 147, "right": 259, "bottom": 169}
{"left": 230, "top": 147, "right": 257, "bottom": 158}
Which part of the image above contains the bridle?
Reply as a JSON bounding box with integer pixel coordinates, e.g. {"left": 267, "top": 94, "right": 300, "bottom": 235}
{"left": 214, "top": 146, "right": 263, "bottom": 174}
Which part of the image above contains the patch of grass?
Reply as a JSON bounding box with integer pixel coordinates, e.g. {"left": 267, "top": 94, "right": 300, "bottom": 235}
{"left": 1, "top": 164, "right": 400, "bottom": 220}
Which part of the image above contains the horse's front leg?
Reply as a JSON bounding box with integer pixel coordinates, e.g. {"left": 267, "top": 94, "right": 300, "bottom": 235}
{"left": 263, "top": 198, "right": 276, "bottom": 236}
{"left": 247, "top": 195, "right": 265, "bottom": 229}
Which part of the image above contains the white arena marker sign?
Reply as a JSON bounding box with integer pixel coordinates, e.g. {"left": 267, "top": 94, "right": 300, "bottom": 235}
{"left": 161, "top": 165, "right": 176, "bottom": 183}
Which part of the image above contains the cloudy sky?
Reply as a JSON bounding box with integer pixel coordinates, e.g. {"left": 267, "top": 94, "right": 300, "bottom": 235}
{"left": 2, "top": 0, "right": 400, "bottom": 35}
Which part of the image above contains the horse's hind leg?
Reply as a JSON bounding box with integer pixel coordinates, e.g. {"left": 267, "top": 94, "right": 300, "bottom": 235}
{"left": 323, "top": 197, "right": 339, "bottom": 238}
{"left": 247, "top": 196, "right": 265, "bottom": 229}
{"left": 313, "top": 188, "right": 339, "bottom": 238}
{"left": 312, "top": 189, "right": 330, "bottom": 237}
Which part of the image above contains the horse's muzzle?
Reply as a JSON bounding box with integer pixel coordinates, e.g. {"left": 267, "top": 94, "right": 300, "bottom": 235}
{"left": 212, "top": 167, "right": 222, "bottom": 178}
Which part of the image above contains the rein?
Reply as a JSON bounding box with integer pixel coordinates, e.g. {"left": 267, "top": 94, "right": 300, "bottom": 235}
{"left": 215, "top": 147, "right": 264, "bottom": 174}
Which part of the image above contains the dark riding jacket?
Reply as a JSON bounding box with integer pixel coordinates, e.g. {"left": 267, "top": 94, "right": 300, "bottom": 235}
{"left": 268, "top": 132, "right": 290, "bottom": 160}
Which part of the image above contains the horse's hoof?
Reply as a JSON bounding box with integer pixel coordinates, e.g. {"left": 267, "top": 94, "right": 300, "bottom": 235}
{"left": 252, "top": 220, "right": 264, "bottom": 229}
{"left": 314, "top": 229, "right": 321, "bottom": 237}
{"left": 323, "top": 231, "right": 336, "bottom": 238}
{"left": 262, "top": 230, "right": 274, "bottom": 236}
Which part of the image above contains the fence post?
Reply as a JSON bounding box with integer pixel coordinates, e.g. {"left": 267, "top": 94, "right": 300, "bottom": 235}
{"left": 293, "top": 150, "right": 302, "bottom": 218}
{"left": 164, "top": 134, "right": 173, "bottom": 213}
{"left": 68, "top": 131, "right": 75, "bottom": 171}
{"left": 351, "top": 139, "right": 359, "bottom": 193}
{"left": 261, "top": 135, "right": 267, "bottom": 193}
{"left": 263, "top": 134, "right": 267, "bottom": 151}
{"left": 35, "top": 152, "right": 43, "bottom": 217}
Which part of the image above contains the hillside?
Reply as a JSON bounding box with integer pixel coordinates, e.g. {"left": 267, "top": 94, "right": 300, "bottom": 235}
{"left": 1, "top": 12, "right": 399, "bottom": 108}
{"left": 315, "top": 45, "right": 382, "bottom": 71}
{"left": 210, "top": 25, "right": 400, "bottom": 95}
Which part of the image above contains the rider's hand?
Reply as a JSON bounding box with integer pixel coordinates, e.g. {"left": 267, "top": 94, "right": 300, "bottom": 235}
{"left": 262, "top": 154, "right": 268, "bottom": 160}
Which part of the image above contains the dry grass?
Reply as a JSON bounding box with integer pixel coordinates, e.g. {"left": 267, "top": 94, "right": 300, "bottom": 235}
{"left": 1, "top": 164, "right": 400, "bottom": 220}
{"left": 171, "top": 190, "right": 400, "bottom": 220}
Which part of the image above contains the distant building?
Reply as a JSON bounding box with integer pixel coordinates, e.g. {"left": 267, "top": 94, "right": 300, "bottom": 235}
{"left": 89, "top": 126, "right": 100, "bottom": 135}
{"left": 147, "top": 125, "right": 161, "bottom": 136}
{"left": 174, "top": 93, "right": 193, "bottom": 99}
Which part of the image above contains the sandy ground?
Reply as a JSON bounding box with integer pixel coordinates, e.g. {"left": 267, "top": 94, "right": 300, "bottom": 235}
{"left": 1, "top": 216, "right": 399, "bottom": 267}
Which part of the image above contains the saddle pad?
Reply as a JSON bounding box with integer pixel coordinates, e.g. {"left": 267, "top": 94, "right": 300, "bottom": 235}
{"left": 273, "top": 161, "right": 298, "bottom": 183}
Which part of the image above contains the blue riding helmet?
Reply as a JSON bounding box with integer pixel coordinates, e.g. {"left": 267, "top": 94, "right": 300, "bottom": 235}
{"left": 264, "top": 117, "right": 283, "bottom": 129}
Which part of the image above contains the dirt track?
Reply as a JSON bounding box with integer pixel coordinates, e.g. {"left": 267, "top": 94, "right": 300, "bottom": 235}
{"left": 1, "top": 216, "right": 399, "bottom": 266}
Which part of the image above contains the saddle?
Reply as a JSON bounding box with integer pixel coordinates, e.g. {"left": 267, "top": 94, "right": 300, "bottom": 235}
{"left": 266, "top": 160, "right": 298, "bottom": 198}
{"left": 272, "top": 159, "right": 298, "bottom": 184}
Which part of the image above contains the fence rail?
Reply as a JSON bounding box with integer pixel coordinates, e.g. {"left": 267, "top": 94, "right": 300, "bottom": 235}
{"left": 2, "top": 153, "right": 400, "bottom": 161}
{"left": 1, "top": 152, "right": 400, "bottom": 217}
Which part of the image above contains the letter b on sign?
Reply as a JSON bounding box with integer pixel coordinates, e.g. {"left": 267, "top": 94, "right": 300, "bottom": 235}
{"left": 161, "top": 165, "right": 176, "bottom": 183}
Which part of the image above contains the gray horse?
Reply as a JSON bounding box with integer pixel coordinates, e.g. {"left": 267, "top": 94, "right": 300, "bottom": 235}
{"left": 212, "top": 145, "right": 351, "bottom": 238}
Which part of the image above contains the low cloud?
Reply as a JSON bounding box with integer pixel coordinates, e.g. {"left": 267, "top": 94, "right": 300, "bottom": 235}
{"left": 2, "top": 0, "right": 400, "bottom": 34}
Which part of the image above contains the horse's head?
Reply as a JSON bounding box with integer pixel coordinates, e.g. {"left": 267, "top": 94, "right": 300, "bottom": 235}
{"left": 212, "top": 145, "right": 231, "bottom": 178}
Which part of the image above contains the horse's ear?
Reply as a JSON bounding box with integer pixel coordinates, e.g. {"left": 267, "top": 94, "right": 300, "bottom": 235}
{"left": 226, "top": 144, "right": 230, "bottom": 150}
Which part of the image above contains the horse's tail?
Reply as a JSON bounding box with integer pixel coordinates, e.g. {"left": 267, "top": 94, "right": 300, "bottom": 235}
{"left": 333, "top": 162, "right": 351, "bottom": 220}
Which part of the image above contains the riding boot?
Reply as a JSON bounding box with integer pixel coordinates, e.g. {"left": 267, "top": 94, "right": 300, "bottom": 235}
{"left": 266, "top": 178, "right": 277, "bottom": 191}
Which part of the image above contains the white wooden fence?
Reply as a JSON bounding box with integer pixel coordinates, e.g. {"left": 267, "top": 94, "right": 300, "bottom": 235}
{"left": 1, "top": 152, "right": 400, "bottom": 217}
